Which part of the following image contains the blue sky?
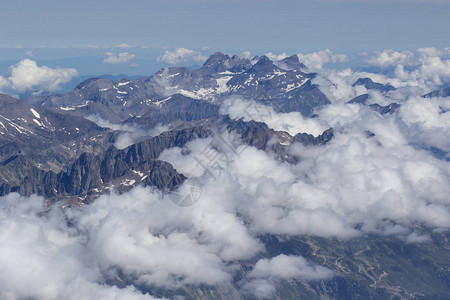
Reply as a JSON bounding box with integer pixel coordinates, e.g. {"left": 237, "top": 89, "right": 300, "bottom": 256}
{"left": 0, "top": 0, "right": 449, "bottom": 76}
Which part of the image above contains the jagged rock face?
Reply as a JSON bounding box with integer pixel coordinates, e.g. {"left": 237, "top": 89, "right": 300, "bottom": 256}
{"left": 124, "top": 94, "right": 220, "bottom": 129}
{"left": 0, "top": 93, "right": 109, "bottom": 168}
{"left": 293, "top": 128, "right": 334, "bottom": 146}
{"left": 0, "top": 126, "right": 211, "bottom": 203}
{"left": 348, "top": 94, "right": 370, "bottom": 104}
{"left": 423, "top": 86, "right": 450, "bottom": 98}
{"left": 200, "top": 52, "right": 252, "bottom": 75}
{"left": 227, "top": 57, "right": 329, "bottom": 115}
{"left": 277, "top": 54, "right": 307, "bottom": 71}
{"left": 23, "top": 52, "right": 330, "bottom": 122}
{"left": 62, "top": 152, "right": 102, "bottom": 195}
{"left": 369, "top": 103, "right": 400, "bottom": 114}
{"left": 348, "top": 94, "right": 399, "bottom": 115}
{"left": 224, "top": 117, "right": 334, "bottom": 164}
{"left": 226, "top": 118, "right": 275, "bottom": 150}
{"left": 353, "top": 78, "right": 395, "bottom": 92}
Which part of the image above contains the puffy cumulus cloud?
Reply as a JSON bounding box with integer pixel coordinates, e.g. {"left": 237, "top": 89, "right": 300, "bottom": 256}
{"left": 0, "top": 178, "right": 333, "bottom": 298}
{"left": 284, "top": 100, "right": 450, "bottom": 235}
{"left": 159, "top": 103, "right": 450, "bottom": 240}
{"left": 368, "top": 48, "right": 450, "bottom": 68}
{"left": 220, "top": 97, "right": 327, "bottom": 136}
{"left": 367, "top": 48, "right": 450, "bottom": 89}
{"left": 289, "top": 129, "right": 450, "bottom": 234}
{"left": 103, "top": 51, "right": 136, "bottom": 64}
{"left": 311, "top": 69, "right": 363, "bottom": 104}
{"left": 0, "top": 76, "right": 9, "bottom": 90}
{"left": 157, "top": 48, "right": 207, "bottom": 65}
{"left": 0, "top": 193, "right": 161, "bottom": 300}
{"left": 394, "top": 57, "right": 450, "bottom": 88}
{"left": 367, "top": 49, "right": 415, "bottom": 67}
{"left": 310, "top": 65, "right": 442, "bottom": 106}
{"left": 62, "top": 182, "right": 267, "bottom": 290}
{"left": 70, "top": 188, "right": 237, "bottom": 288}
{"left": 0, "top": 59, "right": 78, "bottom": 93}
{"left": 60, "top": 280, "right": 162, "bottom": 300}
{"left": 310, "top": 68, "right": 402, "bottom": 105}
{"left": 249, "top": 255, "right": 333, "bottom": 281}
{"left": 399, "top": 96, "right": 450, "bottom": 154}
{"left": 240, "top": 50, "right": 252, "bottom": 59}
{"left": 297, "top": 49, "right": 348, "bottom": 70}
{"left": 242, "top": 255, "right": 334, "bottom": 298}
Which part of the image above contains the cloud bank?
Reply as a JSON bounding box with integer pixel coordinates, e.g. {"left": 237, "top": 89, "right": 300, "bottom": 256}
{"left": 220, "top": 97, "right": 327, "bottom": 136}
{"left": 0, "top": 193, "right": 162, "bottom": 300}
{"left": 367, "top": 47, "right": 450, "bottom": 89}
{"left": 0, "top": 59, "right": 78, "bottom": 93}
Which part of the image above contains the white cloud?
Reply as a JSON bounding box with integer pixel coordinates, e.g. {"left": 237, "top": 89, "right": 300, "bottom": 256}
{"left": 0, "top": 76, "right": 9, "bottom": 90}
{"left": 240, "top": 50, "right": 252, "bottom": 59}
{"left": 368, "top": 48, "right": 450, "bottom": 68}
{"left": 243, "top": 255, "right": 334, "bottom": 298}
{"left": 103, "top": 52, "right": 136, "bottom": 64}
{"left": 249, "top": 255, "right": 333, "bottom": 280}
{"left": 297, "top": 49, "right": 348, "bottom": 70}
{"left": 0, "top": 193, "right": 163, "bottom": 300}
{"left": 61, "top": 280, "right": 163, "bottom": 300}
{"left": 265, "top": 52, "right": 288, "bottom": 61}
{"left": 394, "top": 56, "right": 450, "bottom": 87}
{"left": 25, "top": 50, "right": 34, "bottom": 57}
{"left": 220, "top": 97, "right": 327, "bottom": 136}
{"left": 68, "top": 186, "right": 261, "bottom": 288}
{"left": 0, "top": 59, "right": 78, "bottom": 93}
{"left": 367, "top": 47, "right": 450, "bottom": 89}
{"left": 160, "top": 103, "right": 450, "bottom": 239}
{"left": 85, "top": 115, "right": 169, "bottom": 149}
{"left": 367, "top": 49, "right": 414, "bottom": 67}
{"left": 399, "top": 96, "right": 450, "bottom": 154}
{"left": 157, "top": 48, "right": 207, "bottom": 65}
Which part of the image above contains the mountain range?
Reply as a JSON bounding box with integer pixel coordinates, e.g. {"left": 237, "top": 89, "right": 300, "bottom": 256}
{"left": 0, "top": 52, "right": 449, "bottom": 299}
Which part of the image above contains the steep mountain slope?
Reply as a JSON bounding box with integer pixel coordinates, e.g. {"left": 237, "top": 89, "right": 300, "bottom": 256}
{"left": 0, "top": 126, "right": 210, "bottom": 202}
{"left": 347, "top": 93, "right": 400, "bottom": 114}
{"left": 0, "top": 93, "right": 110, "bottom": 168}
{"left": 123, "top": 94, "right": 220, "bottom": 129}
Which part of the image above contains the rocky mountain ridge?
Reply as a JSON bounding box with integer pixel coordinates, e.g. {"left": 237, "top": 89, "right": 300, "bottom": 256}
{"left": 22, "top": 52, "right": 329, "bottom": 122}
